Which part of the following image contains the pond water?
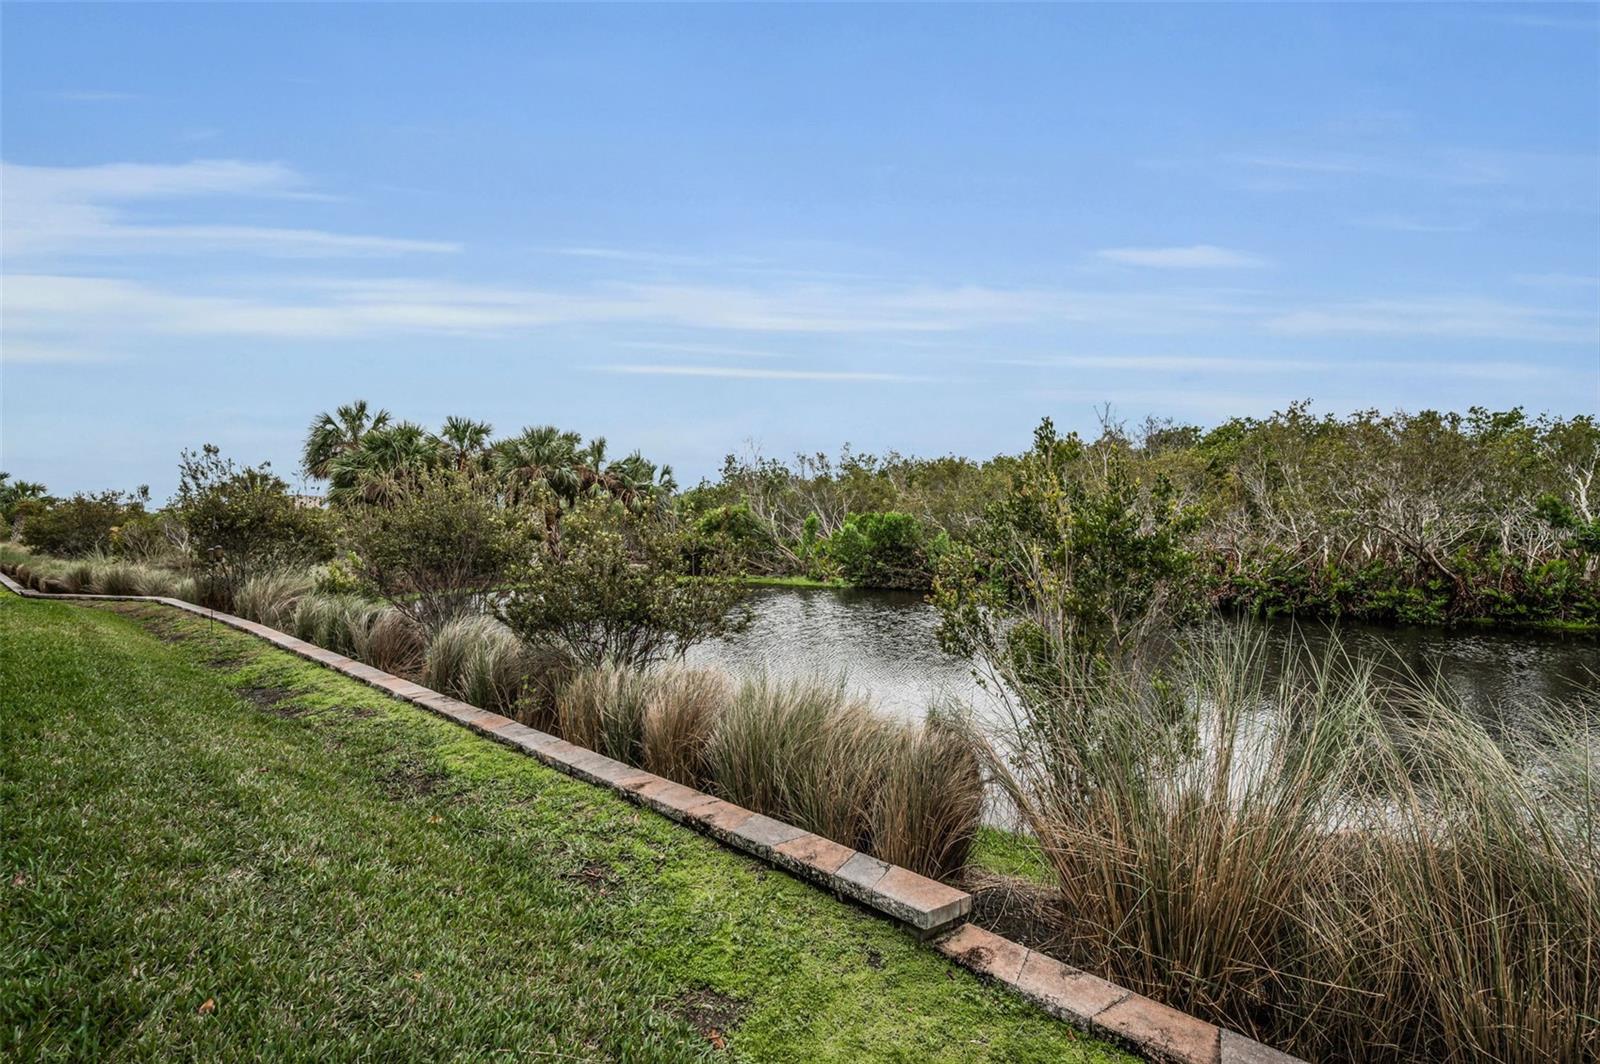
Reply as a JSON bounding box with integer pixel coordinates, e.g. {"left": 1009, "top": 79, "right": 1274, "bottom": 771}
{"left": 687, "top": 586, "right": 1598, "bottom": 727}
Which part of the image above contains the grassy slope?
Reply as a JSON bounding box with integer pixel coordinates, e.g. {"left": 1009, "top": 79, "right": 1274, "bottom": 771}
{"left": 0, "top": 595, "right": 1126, "bottom": 1063}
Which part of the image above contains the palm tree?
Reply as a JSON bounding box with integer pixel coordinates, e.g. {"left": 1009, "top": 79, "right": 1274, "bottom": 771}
{"left": 605, "top": 451, "right": 676, "bottom": 512}
{"left": 491, "top": 425, "right": 590, "bottom": 540}
{"left": 302, "top": 400, "right": 391, "bottom": 480}
{"left": 574, "top": 436, "right": 610, "bottom": 497}
{"left": 327, "top": 421, "right": 442, "bottom": 505}
{"left": 492, "top": 425, "right": 584, "bottom": 506}
{"left": 0, "top": 472, "right": 48, "bottom": 525}
{"left": 436, "top": 416, "right": 495, "bottom": 471}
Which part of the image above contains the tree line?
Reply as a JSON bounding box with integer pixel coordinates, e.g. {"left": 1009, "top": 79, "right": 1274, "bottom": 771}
{"left": 5, "top": 400, "right": 1597, "bottom": 628}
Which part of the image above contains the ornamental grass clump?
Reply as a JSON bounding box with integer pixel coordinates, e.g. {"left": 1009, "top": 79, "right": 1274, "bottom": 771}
{"left": 292, "top": 593, "right": 381, "bottom": 658}
{"left": 508, "top": 642, "right": 577, "bottom": 732}
{"left": 233, "top": 568, "right": 316, "bottom": 629}
{"left": 707, "top": 676, "right": 890, "bottom": 848}
{"left": 352, "top": 607, "right": 427, "bottom": 678}
{"left": 128, "top": 565, "right": 179, "bottom": 597}
{"left": 641, "top": 667, "right": 731, "bottom": 789}
{"left": 423, "top": 614, "right": 536, "bottom": 716}
{"left": 89, "top": 561, "right": 178, "bottom": 598}
{"left": 868, "top": 705, "right": 984, "bottom": 881}
{"left": 557, "top": 662, "right": 655, "bottom": 764}
{"left": 993, "top": 625, "right": 1598, "bottom": 1063}
{"left": 62, "top": 560, "right": 95, "bottom": 594}
{"left": 550, "top": 666, "right": 983, "bottom": 879}
{"left": 703, "top": 676, "right": 985, "bottom": 878}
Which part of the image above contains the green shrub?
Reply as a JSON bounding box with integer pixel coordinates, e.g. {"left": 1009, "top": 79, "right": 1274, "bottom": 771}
{"left": 0, "top": 474, "right": 48, "bottom": 534}
{"left": 823, "top": 511, "right": 940, "bottom": 590}
{"left": 936, "top": 417, "right": 1201, "bottom": 694}
{"left": 687, "top": 503, "right": 782, "bottom": 575}
{"left": 111, "top": 512, "right": 185, "bottom": 564}
{"left": 501, "top": 499, "right": 747, "bottom": 669}
{"left": 174, "top": 445, "right": 335, "bottom": 610}
{"left": 313, "top": 553, "right": 365, "bottom": 595}
{"left": 342, "top": 466, "right": 536, "bottom": 632}
{"left": 20, "top": 491, "right": 145, "bottom": 558}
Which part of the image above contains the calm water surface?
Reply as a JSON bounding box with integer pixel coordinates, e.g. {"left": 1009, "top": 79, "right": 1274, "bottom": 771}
{"left": 687, "top": 587, "right": 1598, "bottom": 725}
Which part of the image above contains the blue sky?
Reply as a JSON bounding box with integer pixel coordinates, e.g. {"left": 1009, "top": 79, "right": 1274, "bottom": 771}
{"left": 3, "top": 2, "right": 1597, "bottom": 498}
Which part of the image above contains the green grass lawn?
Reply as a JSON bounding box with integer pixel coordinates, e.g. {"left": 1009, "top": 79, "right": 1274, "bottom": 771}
{"left": 0, "top": 594, "right": 1127, "bottom": 1063}
{"left": 968, "top": 828, "right": 1055, "bottom": 886}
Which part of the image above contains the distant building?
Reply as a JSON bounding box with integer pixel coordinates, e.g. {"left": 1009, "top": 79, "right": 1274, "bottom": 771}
{"left": 291, "top": 493, "right": 327, "bottom": 510}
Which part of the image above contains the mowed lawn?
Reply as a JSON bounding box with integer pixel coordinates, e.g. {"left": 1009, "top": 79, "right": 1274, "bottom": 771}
{"left": 0, "top": 594, "right": 1127, "bottom": 1063}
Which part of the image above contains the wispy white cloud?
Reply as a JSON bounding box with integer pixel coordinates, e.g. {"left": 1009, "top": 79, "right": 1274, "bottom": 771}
{"left": 1485, "top": 12, "right": 1600, "bottom": 32}
{"left": 49, "top": 90, "right": 143, "bottom": 102}
{"left": 8, "top": 273, "right": 1591, "bottom": 353}
{"left": 1264, "top": 297, "right": 1597, "bottom": 344}
{"left": 594, "top": 364, "right": 929, "bottom": 383}
{"left": 1354, "top": 214, "right": 1476, "bottom": 234}
{"left": 1512, "top": 272, "right": 1600, "bottom": 289}
{"left": 0, "top": 340, "right": 117, "bottom": 364}
{"left": 1003, "top": 354, "right": 1550, "bottom": 381}
{"left": 1004, "top": 354, "right": 1314, "bottom": 372}
{"left": 1231, "top": 148, "right": 1597, "bottom": 197}
{"left": 619, "top": 340, "right": 787, "bottom": 359}
{"left": 1095, "top": 244, "right": 1269, "bottom": 269}
{"left": 1, "top": 159, "right": 458, "bottom": 258}
{"left": 1232, "top": 153, "right": 1375, "bottom": 177}
{"left": 2, "top": 274, "right": 1088, "bottom": 339}
{"left": 553, "top": 246, "right": 768, "bottom": 269}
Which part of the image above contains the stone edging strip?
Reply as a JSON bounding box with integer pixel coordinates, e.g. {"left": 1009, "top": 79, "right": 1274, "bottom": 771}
{"left": 1, "top": 568, "right": 1304, "bottom": 1064}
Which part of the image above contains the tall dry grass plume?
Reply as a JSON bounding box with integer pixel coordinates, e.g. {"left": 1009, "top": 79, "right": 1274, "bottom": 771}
{"left": 987, "top": 624, "right": 1598, "bottom": 1063}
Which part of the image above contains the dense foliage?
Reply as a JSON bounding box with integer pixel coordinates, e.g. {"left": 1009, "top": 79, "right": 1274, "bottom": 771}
{"left": 824, "top": 511, "right": 945, "bottom": 590}
{"left": 0, "top": 473, "right": 48, "bottom": 537}
{"left": 340, "top": 466, "right": 539, "bottom": 630}
{"left": 693, "top": 405, "right": 1599, "bottom": 625}
{"left": 499, "top": 498, "right": 748, "bottom": 668}
{"left": 16, "top": 489, "right": 146, "bottom": 557}
{"left": 934, "top": 418, "right": 1200, "bottom": 699}
{"left": 299, "top": 404, "right": 675, "bottom": 523}
{"left": 173, "top": 445, "right": 335, "bottom": 607}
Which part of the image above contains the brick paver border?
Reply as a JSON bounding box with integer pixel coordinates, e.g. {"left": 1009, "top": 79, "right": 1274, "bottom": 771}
{"left": 1, "top": 567, "right": 1303, "bottom": 1064}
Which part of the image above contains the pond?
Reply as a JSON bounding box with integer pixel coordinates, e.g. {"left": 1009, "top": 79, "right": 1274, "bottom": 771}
{"left": 687, "top": 586, "right": 1598, "bottom": 727}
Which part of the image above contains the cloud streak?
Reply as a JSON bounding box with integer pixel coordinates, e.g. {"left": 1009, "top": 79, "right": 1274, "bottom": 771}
{"left": 6, "top": 273, "right": 1593, "bottom": 351}
{"left": 594, "top": 364, "right": 929, "bottom": 383}
{"left": 1096, "top": 244, "right": 1269, "bottom": 269}
{"left": 49, "top": 90, "right": 143, "bottom": 102}
{"left": 1264, "top": 297, "right": 1597, "bottom": 344}
{"left": 2, "top": 159, "right": 459, "bottom": 258}
{"left": 1004, "top": 354, "right": 1550, "bottom": 381}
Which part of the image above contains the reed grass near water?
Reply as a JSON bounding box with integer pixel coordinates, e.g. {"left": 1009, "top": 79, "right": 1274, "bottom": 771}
{"left": 990, "top": 626, "right": 1598, "bottom": 1063}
